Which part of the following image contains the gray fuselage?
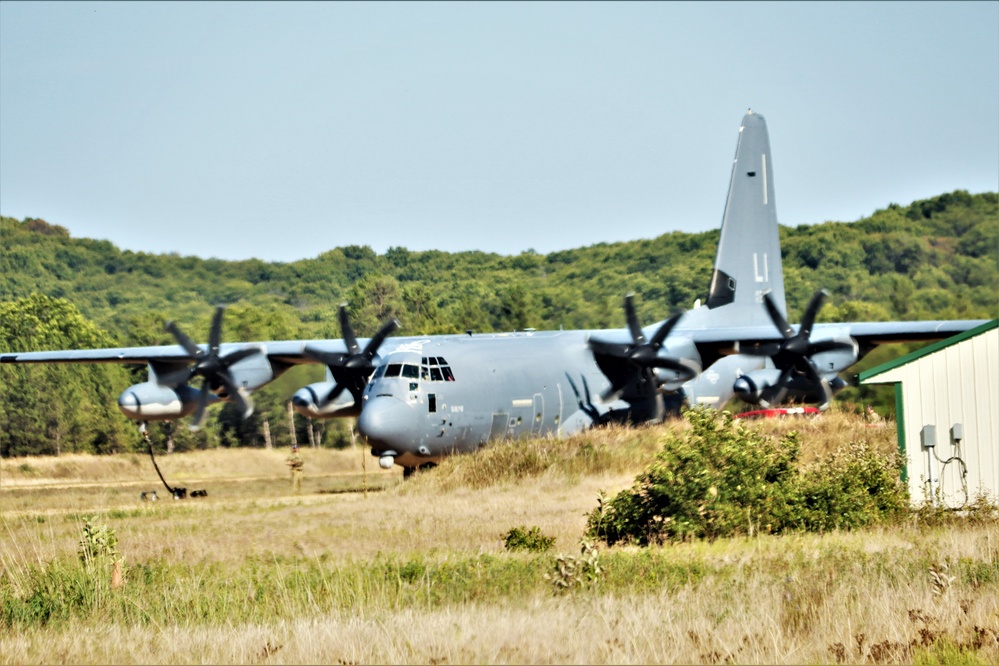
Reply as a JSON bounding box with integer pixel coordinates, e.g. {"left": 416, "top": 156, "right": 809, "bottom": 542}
{"left": 356, "top": 331, "right": 610, "bottom": 468}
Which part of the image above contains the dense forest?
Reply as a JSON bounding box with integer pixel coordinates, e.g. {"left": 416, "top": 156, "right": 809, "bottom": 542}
{"left": 1, "top": 190, "right": 996, "bottom": 457}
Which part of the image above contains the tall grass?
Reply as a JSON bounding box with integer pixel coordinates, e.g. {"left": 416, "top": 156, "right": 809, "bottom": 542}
{"left": 3, "top": 522, "right": 997, "bottom": 663}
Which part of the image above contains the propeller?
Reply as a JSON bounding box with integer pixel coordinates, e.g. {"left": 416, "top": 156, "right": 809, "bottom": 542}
{"left": 303, "top": 305, "right": 399, "bottom": 407}
{"left": 744, "top": 289, "right": 854, "bottom": 409}
{"left": 588, "top": 295, "right": 699, "bottom": 402}
{"left": 160, "top": 306, "right": 261, "bottom": 430}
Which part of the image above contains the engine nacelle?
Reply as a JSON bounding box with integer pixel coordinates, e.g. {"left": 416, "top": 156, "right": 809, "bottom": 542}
{"left": 733, "top": 370, "right": 849, "bottom": 406}
{"left": 732, "top": 369, "right": 783, "bottom": 405}
{"left": 809, "top": 333, "right": 859, "bottom": 373}
{"left": 118, "top": 382, "right": 206, "bottom": 421}
{"left": 291, "top": 382, "right": 359, "bottom": 418}
{"left": 220, "top": 348, "right": 277, "bottom": 391}
{"left": 653, "top": 337, "right": 702, "bottom": 391}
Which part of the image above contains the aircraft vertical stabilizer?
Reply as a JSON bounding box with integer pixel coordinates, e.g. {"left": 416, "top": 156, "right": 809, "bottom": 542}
{"left": 706, "top": 111, "right": 787, "bottom": 325}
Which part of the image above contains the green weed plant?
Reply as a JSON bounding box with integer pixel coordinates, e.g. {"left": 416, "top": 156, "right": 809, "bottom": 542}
{"left": 503, "top": 526, "right": 556, "bottom": 553}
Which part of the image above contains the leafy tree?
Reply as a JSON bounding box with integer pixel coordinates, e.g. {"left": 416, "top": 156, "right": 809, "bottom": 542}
{"left": 0, "top": 294, "right": 134, "bottom": 456}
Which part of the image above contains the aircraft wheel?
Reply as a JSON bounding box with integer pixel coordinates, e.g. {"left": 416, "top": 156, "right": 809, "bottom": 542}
{"left": 403, "top": 463, "right": 436, "bottom": 480}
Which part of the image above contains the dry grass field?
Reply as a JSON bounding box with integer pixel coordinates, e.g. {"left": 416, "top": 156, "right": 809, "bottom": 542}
{"left": 2, "top": 413, "right": 997, "bottom": 664}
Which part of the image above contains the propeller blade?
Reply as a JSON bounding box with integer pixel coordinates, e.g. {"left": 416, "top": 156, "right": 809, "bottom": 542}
{"left": 303, "top": 347, "right": 348, "bottom": 368}
{"left": 207, "top": 370, "right": 253, "bottom": 420}
{"left": 338, "top": 305, "right": 361, "bottom": 356}
{"left": 325, "top": 382, "right": 347, "bottom": 405}
{"left": 763, "top": 292, "right": 794, "bottom": 339}
{"left": 600, "top": 384, "right": 625, "bottom": 403}
{"left": 165, "top": 321, "right": 203, "bottom": 358}
{"left": 189, "top": 380, "right": 212, "bottom": 431}
{"left": 208, "top": 306, "right": 225, "bottom": 355}
{"left": 799, "top": 355, "right": 824, "bottom": 387}
{"left": 588, "top": 338, "right": 632, "bottom": 359}
{"left": 647, "top": 356, "right": 701, "bottom": 381}
{"left": 816, "top": 377, "right": 833, "bottom": 411}
{"left": 798, "top": 290, "right": 828, "bottom": 339}
{"left": 219, "top": 346, "right": 261, "bottom": 369}
{"left": 623, "top": 295, "right": 645, "bottom": 345}
{"left": 760, "top": 367, "right": 793, "bottom": 408}
{"left": 362, "top": 318, "right": 400, "bottom": 360}
{"left": 648, "top": 311, "right": 684, "bottom": 350}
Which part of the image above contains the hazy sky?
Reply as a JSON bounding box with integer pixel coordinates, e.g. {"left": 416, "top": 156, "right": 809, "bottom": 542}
{"left": 2, "top": 1, "right": 997, "bottom": 263}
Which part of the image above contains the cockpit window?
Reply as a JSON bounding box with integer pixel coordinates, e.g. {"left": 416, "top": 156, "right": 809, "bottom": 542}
{"left": 379, "top": 363, "right": 419, "bottom": 380}
{"left": 419, "top": 356, "right": 455, "bottom": 381}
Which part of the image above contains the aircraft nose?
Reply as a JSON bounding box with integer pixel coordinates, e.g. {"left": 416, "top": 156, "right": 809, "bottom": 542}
{"left": 357, "top": 397, "right": 417, "bottom": 449}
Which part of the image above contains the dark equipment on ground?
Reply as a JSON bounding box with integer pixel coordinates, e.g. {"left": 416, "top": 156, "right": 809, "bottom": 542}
{"left": 140, "top": 422, "right": 207, "bottom": 500}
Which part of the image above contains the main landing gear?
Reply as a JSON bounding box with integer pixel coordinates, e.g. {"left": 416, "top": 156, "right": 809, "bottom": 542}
{"left": 402, "top": 462, "right": 437, "bottom": 480}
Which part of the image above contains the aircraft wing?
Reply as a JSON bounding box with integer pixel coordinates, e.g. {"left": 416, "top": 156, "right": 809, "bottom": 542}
{"left": 0, "top": 340, "right": 352, "bottom": 366}
{"left": 677, "top": 317, "right": 988, "bottom": 366}
{"left": 680, "top": 318, "right": 988, "bottom": 346}
{"left": 824, "top": 320, "right": 992, "bottom": 346}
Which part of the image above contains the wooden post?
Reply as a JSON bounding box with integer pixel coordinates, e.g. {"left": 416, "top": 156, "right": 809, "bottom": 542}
{"left": 287, "top": 401, "right": 298, "bottom": 447}
{"left": 262, "top": 419, "right": 272, "bottom": 449}
{"left": 354, "top": 422, "right": 366, "bottom": 497}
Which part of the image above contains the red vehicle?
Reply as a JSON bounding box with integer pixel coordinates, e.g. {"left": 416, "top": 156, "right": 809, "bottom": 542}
{"left": 734, "top": 406, "right": 822, "bottom": 420}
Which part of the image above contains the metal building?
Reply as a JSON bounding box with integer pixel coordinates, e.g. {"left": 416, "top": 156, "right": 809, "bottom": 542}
{"left": 860, "top": 319, "right": 998, "bottom": 508}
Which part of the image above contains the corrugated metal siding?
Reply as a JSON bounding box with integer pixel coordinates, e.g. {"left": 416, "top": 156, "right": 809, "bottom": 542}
{"left": 864, "top": 328, "right": 998, "bottom": 508}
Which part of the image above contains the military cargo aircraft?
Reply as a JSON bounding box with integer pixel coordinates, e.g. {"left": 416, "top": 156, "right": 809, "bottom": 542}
{"left": 1, "top": 111, "right": 985, "bottom": 474}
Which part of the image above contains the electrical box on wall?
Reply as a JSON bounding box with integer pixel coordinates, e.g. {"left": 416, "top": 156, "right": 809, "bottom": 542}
{"left": 951, "top": 423, "right": 964, "bottom": 443}
{"left": 921, "top": 425, "right": 936, "bottom": 449}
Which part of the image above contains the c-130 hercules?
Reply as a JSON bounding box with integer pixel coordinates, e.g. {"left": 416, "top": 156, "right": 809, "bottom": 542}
{"left": 1, "top": 111, "right": 986, "bottom": 475}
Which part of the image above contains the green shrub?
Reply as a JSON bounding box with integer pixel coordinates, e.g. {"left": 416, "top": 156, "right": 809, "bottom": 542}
{"left": 586, "top": 408, "right": 908, "bottom": 545}
{"left": 503, "top": 525, "right": 555, "bottom": 552}
{"left": 794, "top": 440, "right": 908, "bottom": 531}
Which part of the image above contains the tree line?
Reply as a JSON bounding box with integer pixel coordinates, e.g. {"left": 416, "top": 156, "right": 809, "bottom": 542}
{"left": 1, "top": 190, "right": 996, "bottom": 456}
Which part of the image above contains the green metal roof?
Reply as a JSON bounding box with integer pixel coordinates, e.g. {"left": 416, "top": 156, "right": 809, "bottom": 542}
{"left": 859, "top": 319, "right": 999, "bottom": 383}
